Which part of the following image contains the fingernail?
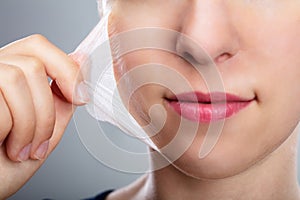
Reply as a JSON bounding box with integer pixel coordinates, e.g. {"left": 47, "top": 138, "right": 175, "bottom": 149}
{"left": 18, "top": 143, "right": 32, "bottom": 162}
{"left": 34, "top": 140, "right": 49, "bottom": 160}
{"left": 76, "top": 81, "right": 90, "bottom": 103}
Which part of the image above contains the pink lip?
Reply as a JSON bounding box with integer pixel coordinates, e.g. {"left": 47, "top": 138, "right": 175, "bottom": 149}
{"left": 166, "top": 92, "right": 254, "bottom": 123}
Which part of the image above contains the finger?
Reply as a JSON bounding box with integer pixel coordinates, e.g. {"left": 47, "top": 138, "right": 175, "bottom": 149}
{"left": 0, "top": 63, "right": 36, "bottom": 162}
{"left": 0, "top": 34, "right": 89, "bottom": 105}
{"left": 0, "top": 90, "right": 13, "bottom": 144}
{"left": 47, "top": 85, "right": 75, "bottom": 153}
{"left": 0, "top": 55, "right": 55, "bottom": 160}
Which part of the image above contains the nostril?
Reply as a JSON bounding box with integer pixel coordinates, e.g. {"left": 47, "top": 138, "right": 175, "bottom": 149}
{"left": 215, "top": 53, "right": 232, "bottom": 64}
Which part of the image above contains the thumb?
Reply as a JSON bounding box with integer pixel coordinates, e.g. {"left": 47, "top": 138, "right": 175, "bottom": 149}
{"left": 47, "top": 81, "right": 75, "bottom": 153}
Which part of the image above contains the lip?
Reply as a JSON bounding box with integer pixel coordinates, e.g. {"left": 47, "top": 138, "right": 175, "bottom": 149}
{"left": 165, "top": 92, "right": 255, "bottom": 123}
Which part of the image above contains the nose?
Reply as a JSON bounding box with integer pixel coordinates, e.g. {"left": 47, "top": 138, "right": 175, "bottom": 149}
{"left": 176, "top": 1, "right": 240, "bottom": 66}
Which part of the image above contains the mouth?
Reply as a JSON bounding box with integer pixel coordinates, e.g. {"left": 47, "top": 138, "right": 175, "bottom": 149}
{"left": 165, "top": 92, "right": 255, "bottom": 123}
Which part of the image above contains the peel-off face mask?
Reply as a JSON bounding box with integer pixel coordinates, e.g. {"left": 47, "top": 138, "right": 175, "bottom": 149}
{"left": 72, "top": 1, "right": 226, "bottom": 176}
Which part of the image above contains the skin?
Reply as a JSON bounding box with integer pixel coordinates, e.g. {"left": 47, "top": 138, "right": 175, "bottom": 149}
{"left": 0, "top": 35, "right": 87, "bottom": 199}
{"left": 107, "top": 0, "right": 300, "bottom": 199}
{"left": 1, "top": 0, "right": 300, "bottom": 199}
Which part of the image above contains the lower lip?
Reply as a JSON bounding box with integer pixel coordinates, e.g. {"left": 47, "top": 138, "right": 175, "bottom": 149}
{"left": 166, "top": 100, "right": 252, "bottom": 123}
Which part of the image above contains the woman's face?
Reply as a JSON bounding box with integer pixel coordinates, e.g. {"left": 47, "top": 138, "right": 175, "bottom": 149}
{"left": 108, "top": 0, "right": 300, "bottom": 179}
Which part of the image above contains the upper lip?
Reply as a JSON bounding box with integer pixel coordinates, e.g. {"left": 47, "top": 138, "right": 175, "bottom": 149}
{"left": 165, "top": 92, "right": 255, "bottom": 103}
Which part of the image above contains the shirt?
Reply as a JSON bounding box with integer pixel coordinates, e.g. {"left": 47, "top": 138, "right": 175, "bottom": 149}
{"left": 85, "top": 190, "right": 114, "bottom": 200}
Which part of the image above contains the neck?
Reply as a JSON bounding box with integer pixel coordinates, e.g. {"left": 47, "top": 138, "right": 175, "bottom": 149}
{"left": 143, "top": 128, "right": 300, "bottom": 200}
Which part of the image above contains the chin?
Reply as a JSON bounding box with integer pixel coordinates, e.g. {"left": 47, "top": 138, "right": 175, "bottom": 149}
{"left": 163, "top": 120, "right": 293, "bottom": 180}
{"left": 171, "top": 148, "right": 262, "bottom": 180}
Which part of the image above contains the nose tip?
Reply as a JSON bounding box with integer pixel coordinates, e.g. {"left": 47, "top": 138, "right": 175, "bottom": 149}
{"left": 176, "top": 28, "right": 239, "bottom": 67}
{"left": 176, "top": 2, "right": 240, "bottom": 66}
{"left": 176, "top": 34, "right": 238, "bottom": 67}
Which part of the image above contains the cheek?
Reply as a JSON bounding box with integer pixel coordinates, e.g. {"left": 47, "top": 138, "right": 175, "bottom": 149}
{"left": 112, "top": 51, "right": 168, "bottom": 131}
{"left": 109, "top": 1, "right": 187, "bottom": 32}
{"left": 236, "top": 5, "right": 300, "bottom": 123}
{"left": 108, "top": 2, "right": 300, "bottom": 179}
{"left": 253, "top": 24, "right": 300, "bottom": 120}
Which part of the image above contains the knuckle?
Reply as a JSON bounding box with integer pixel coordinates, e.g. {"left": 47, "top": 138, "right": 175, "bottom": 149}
{"left": 5, "top": 66, "right": 25, "bottom": 84}
{"left": 25, "top": 34, "right": 49, "bottom": 45}
{"left": 26, "top": 57, "right": 45, "bottom": 75}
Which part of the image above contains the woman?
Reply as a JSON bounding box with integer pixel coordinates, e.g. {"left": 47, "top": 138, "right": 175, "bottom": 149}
{"left": 1, "top": 0, "right": 300, "bottom": 199}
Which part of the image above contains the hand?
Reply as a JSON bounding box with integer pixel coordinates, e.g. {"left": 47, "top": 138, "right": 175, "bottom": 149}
{"left": 0, "top": 34, "right": 88, "bottom": 199}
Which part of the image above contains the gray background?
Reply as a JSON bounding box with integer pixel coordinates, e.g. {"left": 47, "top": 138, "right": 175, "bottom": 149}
{"left": 0, "top": 0, "right": 300, "bottom": 199}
